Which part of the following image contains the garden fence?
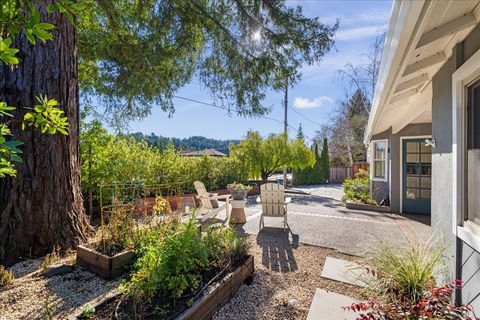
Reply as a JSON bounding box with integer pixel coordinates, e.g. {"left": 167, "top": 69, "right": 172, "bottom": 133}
{"left": 329, "top": 167, "right": 352, "bottom": 184}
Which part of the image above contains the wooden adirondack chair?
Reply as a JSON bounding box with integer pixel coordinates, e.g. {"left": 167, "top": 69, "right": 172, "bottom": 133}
{"left": 194, "top": 181, "right": 231, "bottom": 225}
{"left": 257, "top": 182, "right": 291, "bottom": 231}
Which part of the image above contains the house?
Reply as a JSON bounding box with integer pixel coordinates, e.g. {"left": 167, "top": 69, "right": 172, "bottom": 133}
{"left": 180, "top": 148, "right": 227, "bottom": 157}
{"left": 365, "top": 0, "right": 480, "bottom": 309}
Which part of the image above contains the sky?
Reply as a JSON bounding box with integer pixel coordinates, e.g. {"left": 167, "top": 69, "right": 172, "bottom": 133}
{"left": 126, "top": 0, "right": 393, "bottom": 143}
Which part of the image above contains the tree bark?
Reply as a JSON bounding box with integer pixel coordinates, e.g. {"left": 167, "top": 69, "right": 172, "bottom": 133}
{"left": 0, "top": 1, "right": 87, "bottom": 265}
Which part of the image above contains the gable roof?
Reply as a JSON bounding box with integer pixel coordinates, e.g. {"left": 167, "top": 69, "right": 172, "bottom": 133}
{"left": 181, "top": 148, "right": 227, "bottom": 157}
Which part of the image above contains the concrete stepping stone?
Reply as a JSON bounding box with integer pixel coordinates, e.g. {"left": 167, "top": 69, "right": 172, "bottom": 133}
{"left": 321, "top": 257, "right": 368, "bottom": 287}
{"left": 306, "top": 288, "right": 359, "bottom": 320}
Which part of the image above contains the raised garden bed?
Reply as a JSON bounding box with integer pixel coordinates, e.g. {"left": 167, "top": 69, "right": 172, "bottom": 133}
{"left": 345, "top": 201, "right": 391, "bottom": 213}
{"left": 76, "top": 244, "right": 135, "bottom": 279}
{"left": 70, "top": 255, "right": 254, "bottom": 319}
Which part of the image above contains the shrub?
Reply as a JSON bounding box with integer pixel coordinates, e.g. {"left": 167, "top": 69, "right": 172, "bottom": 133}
{"left": 123, "top": 218, "right": 209, "bottom": 302}
{"left": 96, "top": 208, "right": 138, "bottom": 256}
{"left": 364, "top": 238, "right": 446, "bottom": 303}
{"left": 0, "top": 265, "right": 14, "bottom": 287}
{"left": 203, "top": 225, "right": 250, "bottom": 268}
{"left": 346, "top": 282, "right": 476, "bottom": 320}
{"left": 342, "top": 169, "right": 376, "bottom": 205}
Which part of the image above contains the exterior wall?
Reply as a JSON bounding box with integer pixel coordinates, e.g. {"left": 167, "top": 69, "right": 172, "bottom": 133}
{"left": 371, "top": 123, "right": 431, "bottom": 212}
{"left": 431, "top": 24, "right": 480, "bottom": 310}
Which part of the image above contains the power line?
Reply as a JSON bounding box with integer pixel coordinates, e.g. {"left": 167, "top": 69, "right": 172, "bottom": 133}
{"left": 173, "top": 94, "right": 315, "bottom": 141}
{"left": 288, "top": 105, "right": 324, "bottom": 128}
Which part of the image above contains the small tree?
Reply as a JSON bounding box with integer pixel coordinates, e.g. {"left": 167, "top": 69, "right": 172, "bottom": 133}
{"left": 230, "top": 131, "right": 314, "bottom": 182}
{"left": 319, "top": 137, "right": 330, "bottom": 182}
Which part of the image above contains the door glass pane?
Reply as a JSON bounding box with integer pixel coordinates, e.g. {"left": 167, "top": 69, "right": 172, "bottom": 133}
{"left": 407, "top": 154, "right": 419, "bottom": 162}
{"left": 467, "top": 82, "right": 480, "bottom": 226}
{"left": 421, "top": 153, "right": 431, "bottom": 163}
{"left": 420, "top": 189, "right": 431, "bottom": 199}
{"left": 421, "top": 164, "right": 431, "bottom": 176}
{"left": 406, "top": 164, "right": 418, "bottom": 175}
{"left": 421, "top": 143, "right": 431, "bottom": 153}
{"left": 421, "top": 177, "right": 431, "bottom": 188}
{"left": 406, "top": 142, "right": 419, "bottom": 153}
{"left": 406, "top": 176, "right": 419, "bottom": 187}
{"left": 406, "top": 188, "right": 419, "bottom": 199}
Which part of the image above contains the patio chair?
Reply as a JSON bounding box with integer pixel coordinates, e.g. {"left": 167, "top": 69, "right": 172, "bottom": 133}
{"left": 257, "top": 182, "right": 291, "bottom": 231}
{"left": 194, "top": 181, "right": 231, "bottom": 226}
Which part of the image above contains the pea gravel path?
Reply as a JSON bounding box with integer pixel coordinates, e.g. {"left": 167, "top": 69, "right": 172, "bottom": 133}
{"left": 213, "top": 229, "right": 368, "bottom": 320}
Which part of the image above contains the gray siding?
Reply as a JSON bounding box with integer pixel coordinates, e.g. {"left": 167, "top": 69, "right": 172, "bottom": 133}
{"left": 431, "top": 24, "right": 480, "bottom": 310}
{"left": 371, "top": 123, "right": 431, "bottom": 212}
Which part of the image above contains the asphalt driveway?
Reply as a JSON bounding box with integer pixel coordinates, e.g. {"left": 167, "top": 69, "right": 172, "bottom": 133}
{"left": 238, "top": 184, "right": 429, "bottom": 256}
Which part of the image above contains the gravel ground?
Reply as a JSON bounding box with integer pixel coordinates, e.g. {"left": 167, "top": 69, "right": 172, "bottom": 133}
{"left": 213, "top": 229, "right": 368, "bottom": 320}
{"left": 0, "top": 255, "right": 120, "bottom": 320}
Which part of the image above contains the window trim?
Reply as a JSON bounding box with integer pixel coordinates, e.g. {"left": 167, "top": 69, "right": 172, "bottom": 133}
{"left": 371, "top": 139, "right": 388, "bottom": 182}
{"left": 452, "top": 48, "right": 480, "bottom": 251}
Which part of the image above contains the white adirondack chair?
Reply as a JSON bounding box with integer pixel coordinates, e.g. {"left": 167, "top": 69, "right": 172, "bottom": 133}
{"left": 257, "top": 182, "right": 291, "bottom": 231}
{"left": 194, "top": 181, "right": 231, "bottom": 225}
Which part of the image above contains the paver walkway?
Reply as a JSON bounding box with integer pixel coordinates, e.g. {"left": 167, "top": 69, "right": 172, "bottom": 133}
{"left": 306, "top": 289, "right": 359, "bottom": 320}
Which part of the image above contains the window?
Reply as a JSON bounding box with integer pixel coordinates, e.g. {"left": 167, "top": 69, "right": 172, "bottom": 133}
{"left": 372, "top": 140, "right": 387, "bottom": 180}
{"left": 466, "top": 79, "right": 480, "bottom": 230}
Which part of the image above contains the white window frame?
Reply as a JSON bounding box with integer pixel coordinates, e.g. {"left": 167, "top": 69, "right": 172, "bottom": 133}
{"left": 371, "top": 139, "right": 388, "bottom": 182}
{"left": 452, "top": 48, "right": 480, "bottom": 252}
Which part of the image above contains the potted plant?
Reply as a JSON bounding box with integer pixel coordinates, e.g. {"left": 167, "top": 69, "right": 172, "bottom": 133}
{"left": 227, "top": 182, "right": 253, "bottom": 200}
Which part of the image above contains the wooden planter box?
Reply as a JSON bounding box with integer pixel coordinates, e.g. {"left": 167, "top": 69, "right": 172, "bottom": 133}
{"left": 69, "top": 255, "right": 254, "bottom": 319}
{"left": 345, "top": 201, "right": 391, "bottom": 213}
{"left": 76, "top": 244, "right": 135, "bottom": 279}
{"left": 177, "top": 255, "right": 254, "bottom": 320}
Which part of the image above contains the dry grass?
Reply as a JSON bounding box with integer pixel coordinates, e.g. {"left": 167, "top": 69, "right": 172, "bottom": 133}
{"left": 40, "top": 246, "right": 61, "bottom": 271}
{"left": 0, "top": 265, "right": 14, "bottom": 287}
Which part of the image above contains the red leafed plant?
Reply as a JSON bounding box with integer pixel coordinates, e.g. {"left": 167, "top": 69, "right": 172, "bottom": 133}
{"left": 345, "top": 281, "right": 478, "bottom": 320}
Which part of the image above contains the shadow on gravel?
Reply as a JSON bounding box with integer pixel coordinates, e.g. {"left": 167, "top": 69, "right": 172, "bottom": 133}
{"left": 256, "top": 227, "right": 299, "bottom": 273}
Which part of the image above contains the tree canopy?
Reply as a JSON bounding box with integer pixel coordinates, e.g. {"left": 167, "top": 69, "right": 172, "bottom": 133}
{"left": 230, "top": 131, "right": 314, "bottom": 181}
{"left": 78, "top": 0, "right": 338, "bottom": 127}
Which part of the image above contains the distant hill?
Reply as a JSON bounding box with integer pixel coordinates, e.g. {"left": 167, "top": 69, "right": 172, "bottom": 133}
{"left": 130, "top": 132, "right": 240, "bottom": 155}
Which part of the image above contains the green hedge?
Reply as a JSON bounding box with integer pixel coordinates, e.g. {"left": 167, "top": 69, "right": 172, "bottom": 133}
{"left": 292, "top": 138, "right": 330, "bottom": 185}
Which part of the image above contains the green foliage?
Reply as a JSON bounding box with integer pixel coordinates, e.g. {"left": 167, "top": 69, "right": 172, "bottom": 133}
{"left": 77, "top": 0, "right": 337, "bottom": 128}
{"left": 364, "top": 236, "right": 447, "bottom": 304}
{"left": 293, "top": 138, "right": 330, "bottom": 185}
{"left": 0, "top": 265, "right": 14, "bottom": 287}
{"left": 230, "top": 131, "right": 315, "bottom": 181}
{"left": 0, "top": 1, "right": 75, "bottom": 178}
{"left": 342, "top": 169, "right": 376, "bottom": 205}
{"left": 123, "top": 218, "right": 209, "bottom": 301}
{"left": 79, "top": 304, "right": 95, "bottom": 319}
{"left": 80, "top": 121, "right": 246, "bottom": 200}
{"left": 123, "top": 218, "right": 249, "bottom": 310}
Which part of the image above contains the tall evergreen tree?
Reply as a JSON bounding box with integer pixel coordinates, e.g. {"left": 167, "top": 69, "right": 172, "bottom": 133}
{"left": 297, "top": 123, "right": 305, "bottom": 142}
{"left": 320, "top": 137, "right": 330, "bottom": 182}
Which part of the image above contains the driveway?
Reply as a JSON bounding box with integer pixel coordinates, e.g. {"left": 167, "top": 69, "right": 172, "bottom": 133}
{"left": 238, "top": 184, "right": 429, "bottom": 256}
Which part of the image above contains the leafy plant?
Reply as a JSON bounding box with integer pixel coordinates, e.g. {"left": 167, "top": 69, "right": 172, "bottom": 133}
{"left": 346, "top": 282, "right": 477, "bottom": 320}
{"left": 0, "top": 265, "right": 14, "bottom": 287}
{"left": 152, "top": 195, "right": 172, "bottom": 215}
{"left": 342, "top": 169, "right": 376, "bottom": 205}
{"left": 96, "top": 208, "right": 138, "bottom": 256}
{"left": 123, "top": 218, "right": 208, "bottom": 302}
{"left": 0, "top": 1, "right": 78, "bottom": 178}
{"left": 227, "top": 182, "right": 253, "bottom": 192}
{"left": 203, "top": 225, "right": 250, "bottom": 268}
{"left": 43, "top": 294, "right": 54, "bottom": 320}
{"left": 79, "top": 303, "right": 95, "bottom": 319}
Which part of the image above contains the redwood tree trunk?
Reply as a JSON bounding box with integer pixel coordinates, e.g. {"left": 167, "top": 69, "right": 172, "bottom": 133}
{"left": 0, "top": 1, "right": 87, "bottom": 265}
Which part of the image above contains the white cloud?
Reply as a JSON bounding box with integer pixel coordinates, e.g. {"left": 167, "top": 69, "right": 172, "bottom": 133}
{"left": 293, "top": 96, "right": 334, "bottom": 109}
{"left": 336, "top": 25, "right": 387, "bottom": 41}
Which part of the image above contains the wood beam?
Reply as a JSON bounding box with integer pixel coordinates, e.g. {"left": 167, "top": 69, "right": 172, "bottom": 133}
{"left": 390, "top": 87, "right": 419, "bottom": 104}
{"left": 416, "top": 13, "right": 478, "bottom": 49}
{"left": 403, "top": 52, "right": 447, "bottom": 76}
{"left": 392, "top": 107, "right": 427, "bottom": 134}
{"left": 395, "top": 74, "right": 429, "bottom": 93}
